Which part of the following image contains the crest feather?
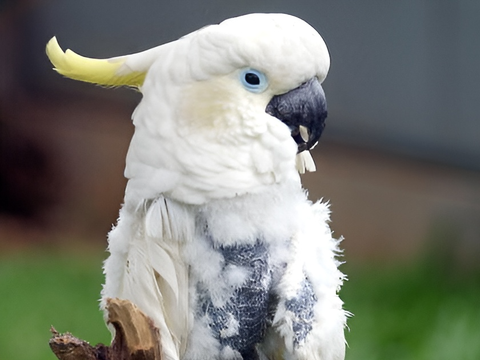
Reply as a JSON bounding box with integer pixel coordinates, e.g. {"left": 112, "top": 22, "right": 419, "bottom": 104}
{"left": 46, "top": 36, "right": 146, "bottom": 88}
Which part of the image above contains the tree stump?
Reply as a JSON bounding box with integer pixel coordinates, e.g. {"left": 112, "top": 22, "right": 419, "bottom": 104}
{"left": 49, "top": 298, "right": 162, "bottom": 360}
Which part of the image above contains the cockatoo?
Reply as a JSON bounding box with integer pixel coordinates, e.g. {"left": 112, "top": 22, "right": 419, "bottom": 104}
{"left": 46, "top": 13, "right": 347, "bottom": 360}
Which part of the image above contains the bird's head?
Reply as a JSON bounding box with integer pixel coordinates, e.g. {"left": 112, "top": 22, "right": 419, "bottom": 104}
{"left": 175, "top": 13, "right": 329, "bottom": 164}
{"left": 46, "top": 13, "right": 330, "bottom": 204}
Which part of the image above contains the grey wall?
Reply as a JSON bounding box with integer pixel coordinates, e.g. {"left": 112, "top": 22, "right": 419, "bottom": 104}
{"left": 13, "top": 0, "right": 480, "bottom": 169}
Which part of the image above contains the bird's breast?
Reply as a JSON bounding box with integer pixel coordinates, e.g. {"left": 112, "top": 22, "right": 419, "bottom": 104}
{"left": 194, "top": 240, "right": 275, "bottom": 359}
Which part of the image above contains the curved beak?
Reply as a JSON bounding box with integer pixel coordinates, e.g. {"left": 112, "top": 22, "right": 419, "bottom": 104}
{"left": 265, "top": 77, "right": 327, "bottom": 153}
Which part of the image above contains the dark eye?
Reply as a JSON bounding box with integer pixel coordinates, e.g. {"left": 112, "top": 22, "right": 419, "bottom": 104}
{"left": 245, "top": 72, "right": 260, "bottom": 85}
{"left": 240, "top": 68, "right": 268, "bottom": 93}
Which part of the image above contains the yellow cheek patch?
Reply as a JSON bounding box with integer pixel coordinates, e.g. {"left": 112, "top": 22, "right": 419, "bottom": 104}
{"left": 46, "top": 36, "right": 145, "bottom": 88}
{"left": 179, "top": 77, "right": 239, "bottom": 132}
{"left": 180, "top": 75, "right": 273, "bottom": 131}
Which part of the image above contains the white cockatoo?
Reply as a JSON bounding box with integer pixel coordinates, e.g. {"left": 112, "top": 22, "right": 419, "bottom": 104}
{"left": 46, "top": 13, "right": 347, "bottom": 360}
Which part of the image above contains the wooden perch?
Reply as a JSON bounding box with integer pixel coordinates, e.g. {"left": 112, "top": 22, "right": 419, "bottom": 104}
{"left": 49, "top": 298, "right": 162, "bottom": 360}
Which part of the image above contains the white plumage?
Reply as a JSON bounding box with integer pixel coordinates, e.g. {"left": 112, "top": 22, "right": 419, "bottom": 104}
{"left": 47, "top": 13, "right": 347, "bottom": 360}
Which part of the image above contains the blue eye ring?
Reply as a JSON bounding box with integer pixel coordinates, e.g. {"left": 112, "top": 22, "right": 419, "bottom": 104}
{"left": 239, "top": 68, "right": 268, "bottom": 93}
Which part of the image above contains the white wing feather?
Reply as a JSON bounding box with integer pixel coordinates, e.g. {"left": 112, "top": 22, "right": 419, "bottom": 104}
{"left": 102, "top": 198, "right": 194, "bottom": 360}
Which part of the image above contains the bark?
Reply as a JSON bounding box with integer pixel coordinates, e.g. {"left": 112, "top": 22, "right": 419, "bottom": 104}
{"left": 49, "top": 298, "right": 162, "bottom": 360}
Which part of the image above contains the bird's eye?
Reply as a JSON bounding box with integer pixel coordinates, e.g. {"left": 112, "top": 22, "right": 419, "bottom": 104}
{"left": 240, "top": 68, "right": 268, "bottom": 93}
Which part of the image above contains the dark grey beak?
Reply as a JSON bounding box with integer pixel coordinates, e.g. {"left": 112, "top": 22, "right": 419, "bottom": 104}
{"left": 265, "top": 77, "right": 327, "bottom": 153}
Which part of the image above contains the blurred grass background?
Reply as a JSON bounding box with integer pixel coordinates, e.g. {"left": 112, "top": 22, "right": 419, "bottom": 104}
{"left": 0, "top": 248, "right": 110, "bottom": 360}
{"left": 1, "top": 246, "right": 479, "bottom": 360}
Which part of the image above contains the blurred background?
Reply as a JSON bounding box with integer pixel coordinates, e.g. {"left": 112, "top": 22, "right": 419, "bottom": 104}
{"left": 1, "top": 1, "right": 479, "bottom": 359}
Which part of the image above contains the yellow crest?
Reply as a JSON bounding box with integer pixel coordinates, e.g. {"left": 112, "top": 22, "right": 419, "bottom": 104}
{"left": 46, "top": 37, "right": 146, "bottom": 88}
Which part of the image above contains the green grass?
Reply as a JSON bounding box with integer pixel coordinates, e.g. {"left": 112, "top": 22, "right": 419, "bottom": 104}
{"left": 342, "top": 259, "right": 480, "bottom": 360}
{"left": 1, "top": 247, "right": 479, "bottom": 360}
{"left": 0, "top": 247, "right": 111, "bottom": 360}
